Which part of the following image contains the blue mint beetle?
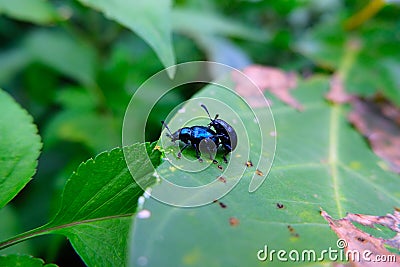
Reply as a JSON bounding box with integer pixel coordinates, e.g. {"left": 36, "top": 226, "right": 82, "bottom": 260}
{"left": 201, "top": 104, "right": 237, "bottom": 163}
{"left": 161, "top": 121, "right": 219, "bottom": 162}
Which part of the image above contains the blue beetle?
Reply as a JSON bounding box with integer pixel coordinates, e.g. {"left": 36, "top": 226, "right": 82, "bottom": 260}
{"left": 161, "top": 121, "right": 219, "bottom": 162}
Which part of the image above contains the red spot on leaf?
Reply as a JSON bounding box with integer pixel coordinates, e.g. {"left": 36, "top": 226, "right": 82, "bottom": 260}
{"left": 217, "top": 176, "right": 227, "bottom": 183}
{"left": 229, "top": 217, "right": 240, "bottom": 227}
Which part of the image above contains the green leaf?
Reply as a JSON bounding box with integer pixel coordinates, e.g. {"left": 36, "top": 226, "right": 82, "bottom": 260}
{"left": 0, "top": 254, "right": 57, "bottom": 267}
{"left": 172, "top": 8, "right": 269, "bottom": 41}
{"left": 47, "top": 143, "right": 161, "bottom": 266}
{"left": 55, "top": 217, "right": 132, "bottom": 267}
{"left": 0, "top": 0, "right": 57, "bottom": 24}
{"left": 296, "top": 20, "right": 400, "bottom": 105}
{"left": 0, "top": 89, "right": 41, "bottom": 208}
{"left": 25, "top": 30, "right": 97, "bottom": 85}
{"left": 0, "top": 143, "right": 162, "bottom": 267}
{"left": 130, "top": 76, "right": 400, "bottom": 266}
{"left": 77, "top": 0, "right": 175, "bottom": 76}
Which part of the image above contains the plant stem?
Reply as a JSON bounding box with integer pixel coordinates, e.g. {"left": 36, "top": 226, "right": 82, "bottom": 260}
{"left": 345, "top": 0, "right": 386, "bottom": 30}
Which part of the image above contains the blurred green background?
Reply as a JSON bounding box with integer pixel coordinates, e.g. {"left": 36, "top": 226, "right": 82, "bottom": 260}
{"left": 0, "top": 0, "right": 399, "bottom": 265}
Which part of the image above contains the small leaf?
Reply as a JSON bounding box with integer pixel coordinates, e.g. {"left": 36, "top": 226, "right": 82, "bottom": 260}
{"left": 0, "top": 254, "right": 57, "bottom": 267}
{"left": 77, "top": 0, "right": 175, "bottom": 75}
{"left": 0, "top": 89, "right": 42, "bottom": 208}
{"left": 0, "top": 0, "right": 57, "bottom": 24}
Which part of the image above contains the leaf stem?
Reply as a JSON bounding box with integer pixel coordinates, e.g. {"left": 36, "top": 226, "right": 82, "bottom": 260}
{"left": 0, "top": 213, "right": 135, "bottom": 251}
{"left": 0, "top": 225, "right": 50, "bottom": 250}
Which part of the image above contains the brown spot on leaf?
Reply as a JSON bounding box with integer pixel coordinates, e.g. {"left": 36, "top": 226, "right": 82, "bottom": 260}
{"left": 348, "top": 95, "right": 400, "bottom": 173}
{"left": 357, "top": 236, "right": 366, "bottom": 243}
{"left": 233, "top": 65, "right": 302, "bottom": 110}
{"left": 256, "top": 169, "right": 263, "bottom": 176}
{"left": 320, "top": 208, "right": 400, "bottom": 267}
{"left": 246, "top": 160, "right": 253, "bottom": 167}
{"left": 229, "top": 217, "right": 240, "bottom": 227}
{"left": 217, "top": 176, "right": 227, "bottom": 183}
{"left": 287, "top": 225, "right": 300, "bottom": 238}
{"left": 325, "top": 73, "right": 353, "bottom": 104}
{"left": 217, "top": 165, "right": 223, "bottom": 170}
{"left": 213, "top": 199, "right": 227, "bottom": 209}
{"left": 219, "top": 202, "right": 227, "bottom": 209}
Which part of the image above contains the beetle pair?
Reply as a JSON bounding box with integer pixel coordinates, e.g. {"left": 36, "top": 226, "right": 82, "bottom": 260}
{"left": 162, "top": 105, "right": 237, "bottom": 163}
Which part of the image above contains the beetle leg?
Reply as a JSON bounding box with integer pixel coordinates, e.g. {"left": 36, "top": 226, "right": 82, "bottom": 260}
{"left": 222, "top": 143, "right": 232, "bottom": 163}
{"left": 193, "top": 143, "right": 203, "bottom": 162}
{"left": 177, "top": 143, "right": 190, "bottom": 158}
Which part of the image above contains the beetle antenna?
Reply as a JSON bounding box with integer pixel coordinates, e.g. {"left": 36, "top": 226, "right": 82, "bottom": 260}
{"left": 161, "top": 121, "right": 172, "bottom": 137}
{"left": 201, "top": 104, "right": 213, "bottom": 121}
{"left": 214, "top": 114, "right": 219, "bottom": 120}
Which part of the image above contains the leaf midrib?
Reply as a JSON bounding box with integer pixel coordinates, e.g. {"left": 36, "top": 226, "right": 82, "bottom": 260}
{"left": 329, "top": 105, "right": 343, "bottom": 217}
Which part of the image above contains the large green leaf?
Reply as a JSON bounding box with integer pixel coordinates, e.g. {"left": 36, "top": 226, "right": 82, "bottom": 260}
{"left": 0, "top": 0, "right": 57, "bottom": 24}
{"left": 0, "top": 143, "right": 162, "bottom": 267}
{"left": 77, "top": 0, "right": 175, "bottom": 75}
{"left": 0, "top": 89, "right": 41, "bottom": 208}
{"left": 0, "top": 254, "right": 57, "bottom": 267}
{"left": 130, "top": 76, "right": 400, "bottom": 266}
